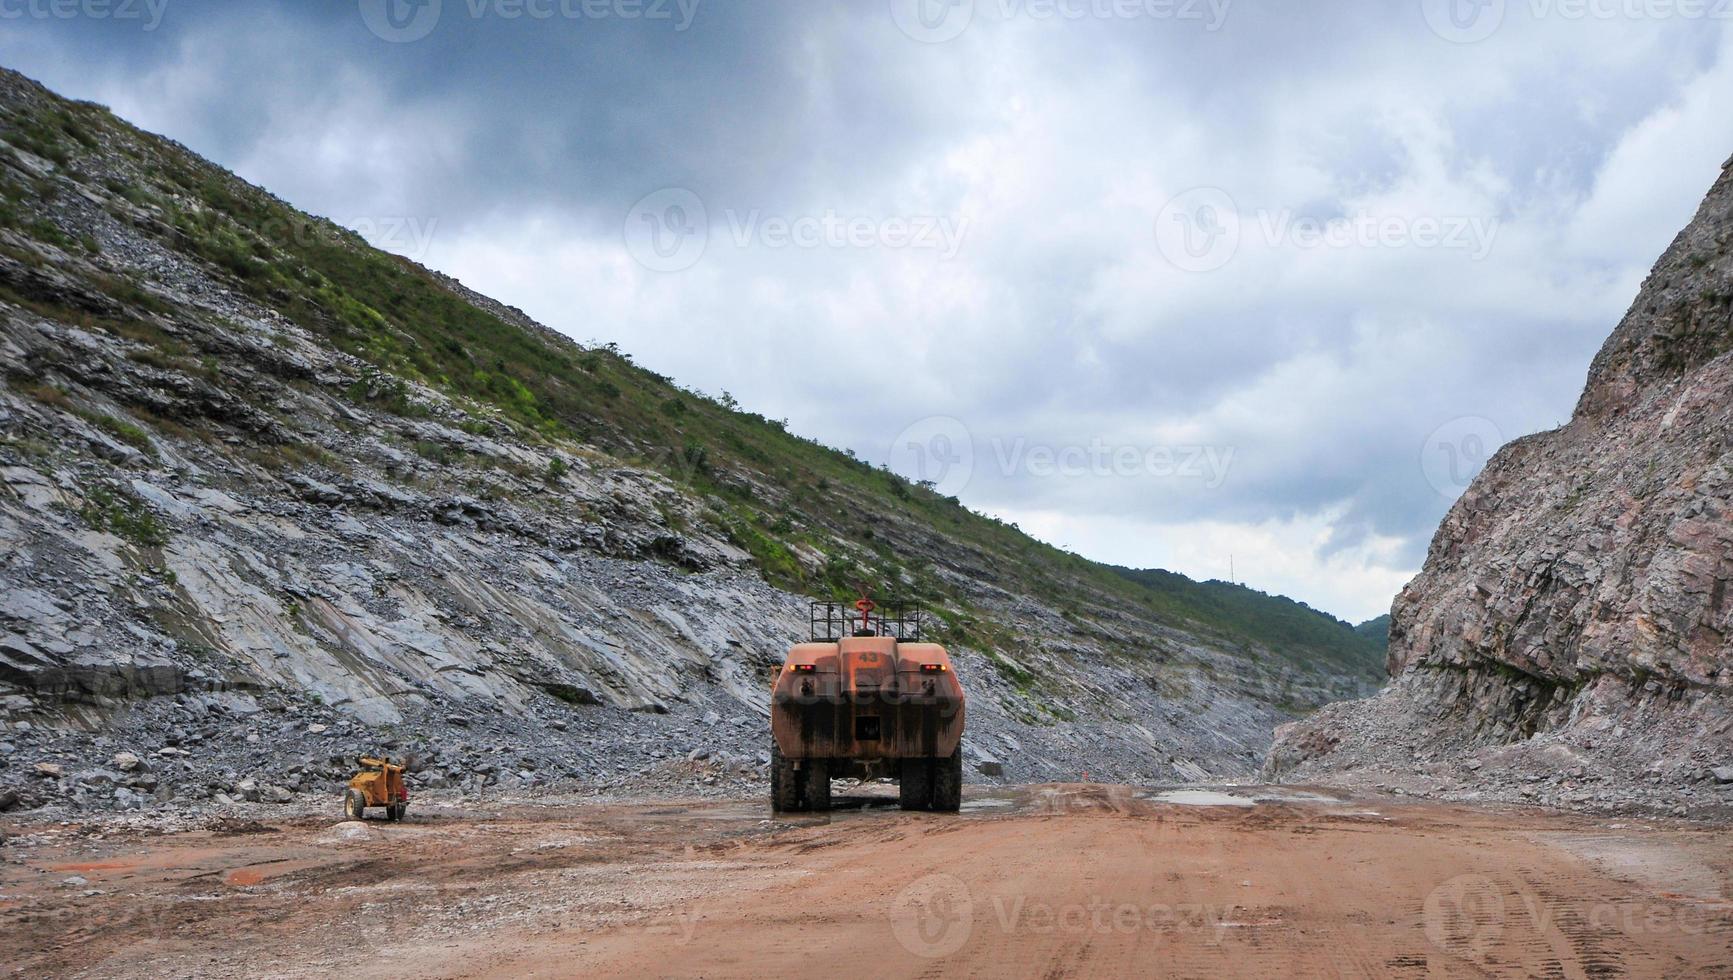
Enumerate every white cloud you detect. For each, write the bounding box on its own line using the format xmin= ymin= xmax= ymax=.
xmin=995 ymin=506 xmax=1414 ymax=623
xmin=9 ymin=6 xmax=1731 ymax=622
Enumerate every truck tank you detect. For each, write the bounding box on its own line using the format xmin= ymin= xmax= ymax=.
xmin=769 ymin=599 xmax=966 ymax=812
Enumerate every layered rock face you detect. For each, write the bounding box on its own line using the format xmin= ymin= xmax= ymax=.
xmin=1269 ymin=158 xmax=1733 ymax=805
xmin=0 ymin=68 xmax=1385 ymax=811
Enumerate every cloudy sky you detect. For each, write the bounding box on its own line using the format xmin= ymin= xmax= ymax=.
xmin=7 ymin=0 xmax=1731 ymax=621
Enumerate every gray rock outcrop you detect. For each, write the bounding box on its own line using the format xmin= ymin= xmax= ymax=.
xmin=1269 ymin=156 xmax=1733 ymax=812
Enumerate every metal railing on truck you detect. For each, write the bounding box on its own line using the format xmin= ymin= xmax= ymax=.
xmin=809 ymin=599 xmax=924 ymax=642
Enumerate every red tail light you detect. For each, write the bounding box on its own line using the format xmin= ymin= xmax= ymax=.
xmin=920 ymin=664 xmax=948 ymax=673
xmin=789 ymin=663 xmax=817 ymax=673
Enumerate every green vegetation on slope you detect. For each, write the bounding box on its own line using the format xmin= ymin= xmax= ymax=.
xmin=1110 ymin=569 xmax=1387 ymax=679
xmin=0 ymin=72 xmax=1383 ymax=685
xmin=1354 ymin=614 xmax=1391 ymax=649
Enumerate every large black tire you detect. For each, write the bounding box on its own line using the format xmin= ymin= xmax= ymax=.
xmin=343 ymin=788 xmax=366 ymax=821
xmin=930 ymin=749 xmax=963 ymax=813
xmin=771 ymin=743 xmax=802 ymax=813
xmin=802 ymin=759 xmax=831 ymax=812
xmin=898 ymin=758 xmax=931 ymax=811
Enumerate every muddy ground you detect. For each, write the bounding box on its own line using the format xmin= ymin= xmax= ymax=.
xmin=3 ymin=784 xmax=1731 ymax=978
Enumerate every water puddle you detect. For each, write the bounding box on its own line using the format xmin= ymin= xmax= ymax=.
xmin=1139 ymin=787 xmax=1348 ymax=808
xmin=1145 ymin=790 xmax=1256 ymax=808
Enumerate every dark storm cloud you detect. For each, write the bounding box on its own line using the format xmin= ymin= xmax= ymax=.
xmin=2 ymin=1 xmax=1729 ymax=618
xmin=5 ymin=1 xmax=981 ymax=226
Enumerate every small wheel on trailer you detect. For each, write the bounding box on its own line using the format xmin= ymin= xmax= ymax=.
xmin=343 ymin=787 xmax=367 ymax=821
xmin=387 ymin=802 xmax=405 ymax=822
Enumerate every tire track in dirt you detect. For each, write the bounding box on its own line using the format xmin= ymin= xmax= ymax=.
xmin=4 ymin=786 xmax=1730 ymax=978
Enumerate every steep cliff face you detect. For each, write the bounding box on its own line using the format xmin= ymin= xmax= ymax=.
xmin=1268 ymin=158 xmax=1733 ymax=809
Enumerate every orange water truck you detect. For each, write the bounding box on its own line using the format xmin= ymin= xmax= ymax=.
xmin=770 ymin=598 xmax=966 ymax=812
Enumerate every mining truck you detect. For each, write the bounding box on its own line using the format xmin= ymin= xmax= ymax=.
xmin=770 ymin=599 xmax=966 ymax=812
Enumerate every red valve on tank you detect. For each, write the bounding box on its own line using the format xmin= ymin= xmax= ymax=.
xmin=854 ymin=596 xmax=876 ymax=635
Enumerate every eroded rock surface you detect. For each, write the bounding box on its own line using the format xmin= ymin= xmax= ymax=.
xmin=1269 ymin=157 xmax=1733 ymax=816
xmin=0 ymin=68 xmax=1378 ymax=813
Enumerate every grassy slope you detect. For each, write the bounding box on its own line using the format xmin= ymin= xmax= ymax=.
xmin=1354 ymin=615 xmax=1391 ymax=647
xmin=1111 ymin=569 xmax=1386 ymax=679
xmin=0 ymin=73 xmax=1384 ymax=682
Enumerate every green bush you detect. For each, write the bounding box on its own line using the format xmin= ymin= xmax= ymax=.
xmin=83 ymin=412 xmax=156 ymax=456
xmin=78 ymin=485 xmax=169 ymax=546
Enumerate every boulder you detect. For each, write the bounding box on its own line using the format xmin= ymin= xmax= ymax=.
xmin=73 ymin=769 xmax=117 ymax=787
xmin=329 ymin=822 xmax=370 ymax=842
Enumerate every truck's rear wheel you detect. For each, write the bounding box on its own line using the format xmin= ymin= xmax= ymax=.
xmin=801 ymin=759 xmax=831 ymax=812
xmin=930 ymin=749 xmax=963 ymax=813
xmin=898 ymin=758 xmax=931 ymax=811
xmin=771 ymin=744 xmax=801 ymax=812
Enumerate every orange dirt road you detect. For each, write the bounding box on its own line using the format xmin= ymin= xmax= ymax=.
xmin=4 ymin=785 xmax=1731 ymax=978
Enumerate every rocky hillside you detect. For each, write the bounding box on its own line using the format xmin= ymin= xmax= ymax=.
xmin=0 ymin=68 xmax=1384 ymax=813
xmin=1268 ymin=156 xmax=1733 ymax=817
